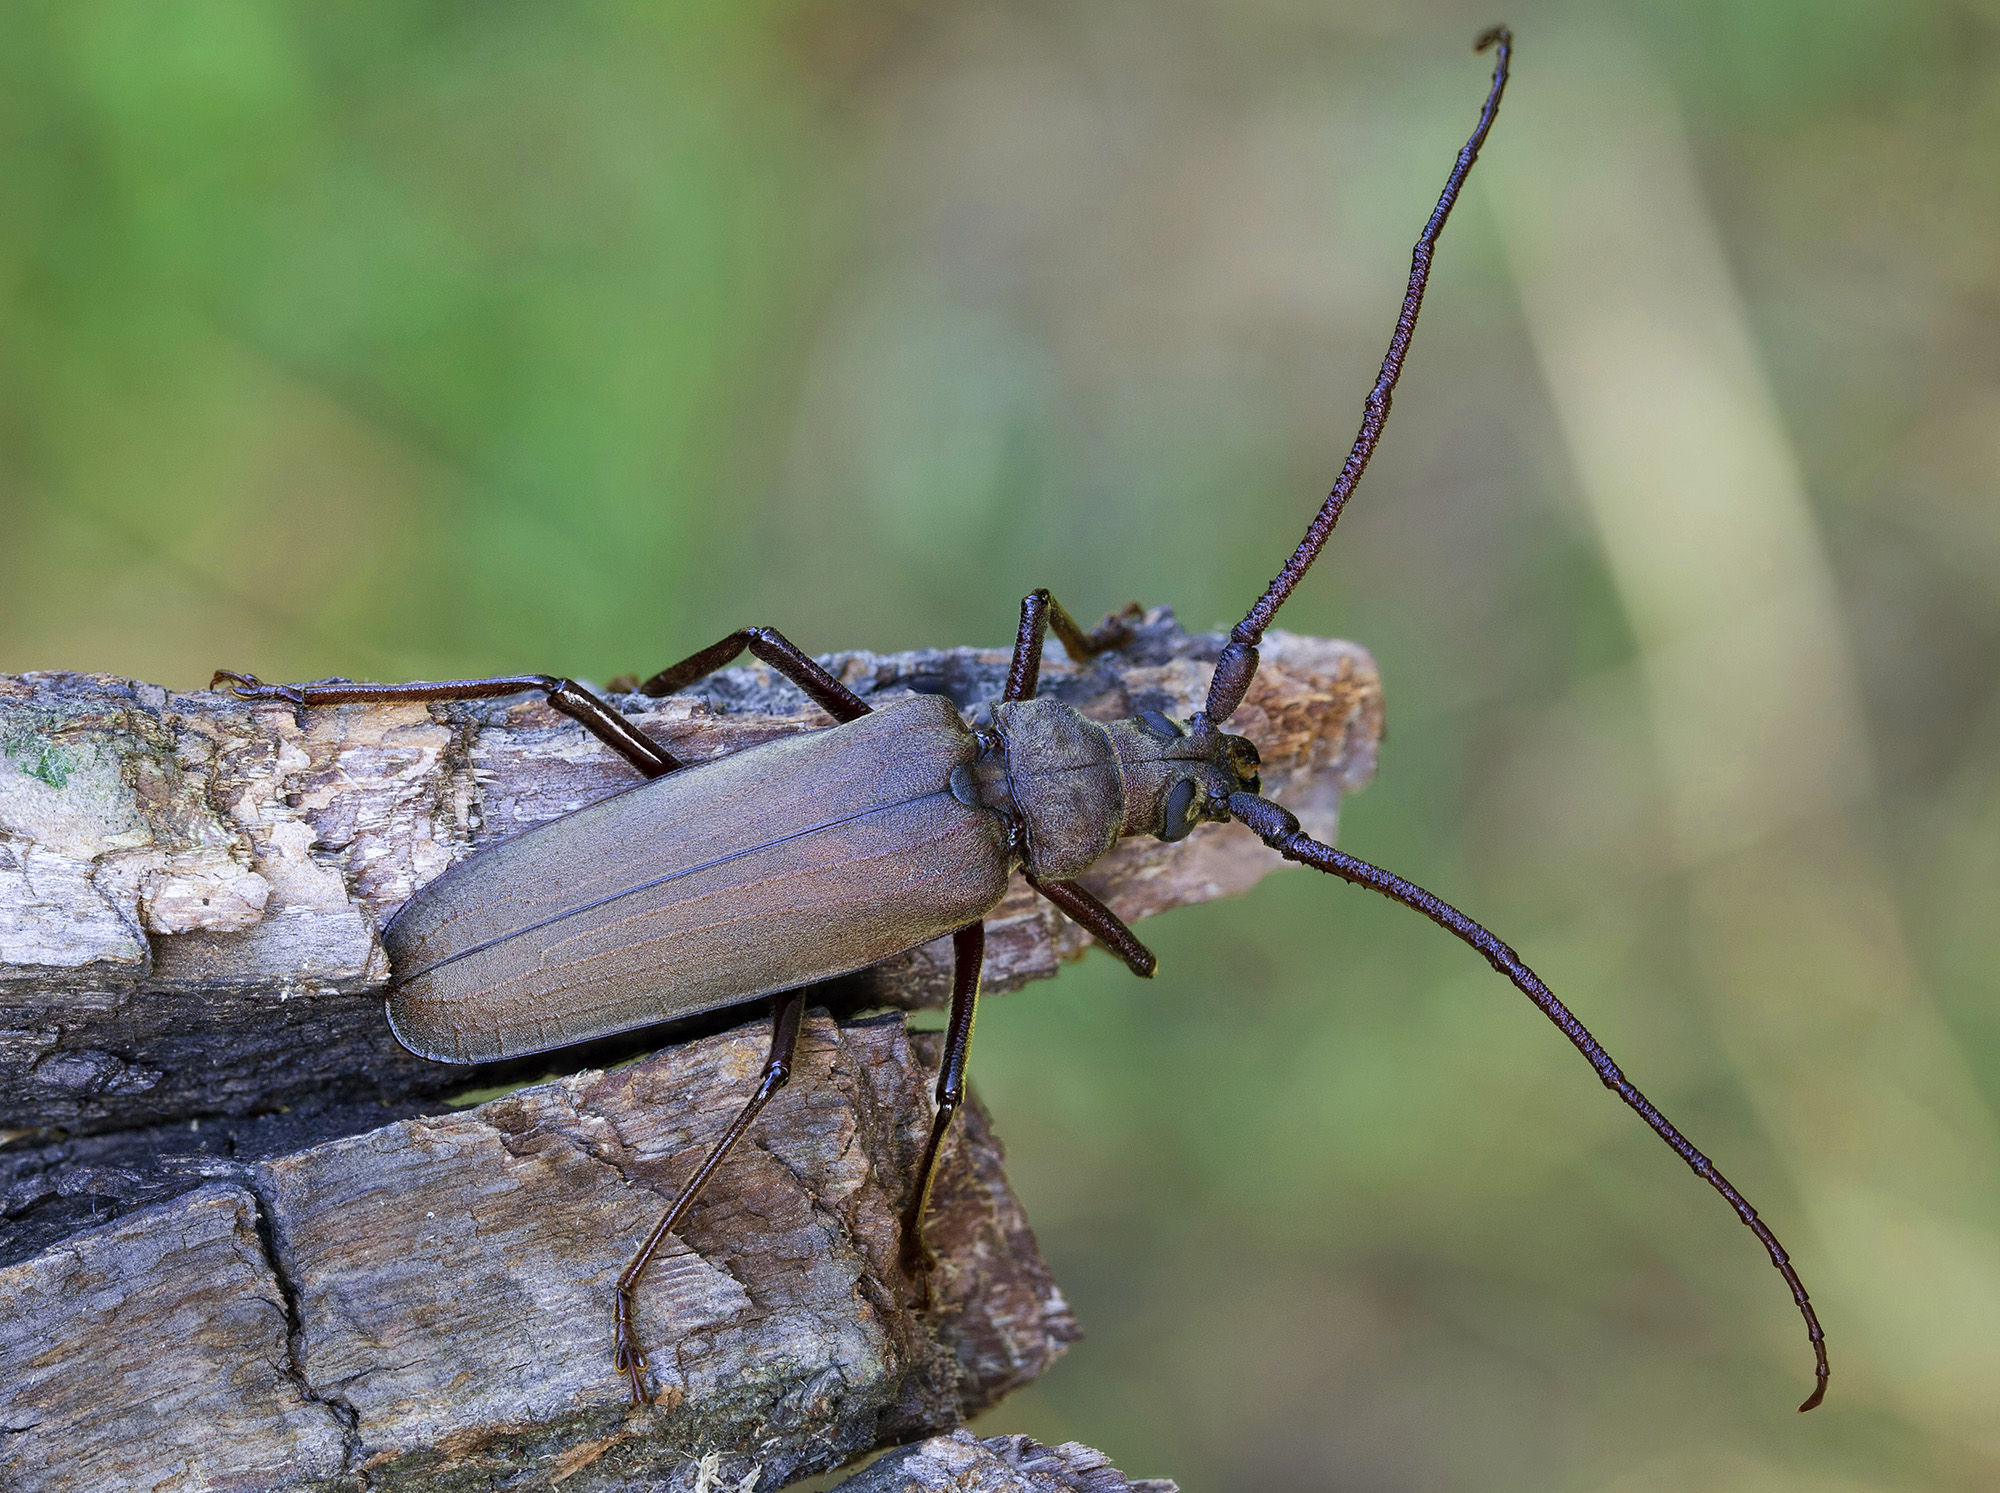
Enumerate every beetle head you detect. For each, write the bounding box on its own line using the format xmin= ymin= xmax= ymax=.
xmin=1107 ymin=709 xmax=1263 ymax=843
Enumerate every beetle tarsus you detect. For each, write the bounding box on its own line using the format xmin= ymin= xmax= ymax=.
xmin=612 ymin=1287 xmax=645 ymax=1402
xmin=615 ymin=1338 xmax=652 ymax=1406
xmin=211 ymin=670 xmax=304 ymax=706
xmin=903 ymin=1239 xmax=941 ymax=1313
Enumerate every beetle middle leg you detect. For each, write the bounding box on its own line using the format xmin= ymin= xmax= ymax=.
xmin=613 ymin=987 xmax=807 ymax=1404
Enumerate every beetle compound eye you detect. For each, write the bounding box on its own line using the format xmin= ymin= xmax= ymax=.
xmin=1220 ymin=735 xmax=1261 ymax=796
xmin=1161 ymin=778 xmax=1199 ymax=841
xmin=1137 ymin=709 xmax=1184 ymax=742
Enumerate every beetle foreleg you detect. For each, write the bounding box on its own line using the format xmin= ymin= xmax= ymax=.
xmin=1024 ymin=873 xmax=1157 ymax=978
xmin=612 ymin=989 xmax=807 ymax=1404
xmin=635 ymin=626 xmax=872 ymax=722
xmin=901 ymin=922 xmax=985 ymax=1308
xmin=209 ymin=670 xmax=683 ymax=777
xmin=1003 ymin=591 xmax=1142 ymax=702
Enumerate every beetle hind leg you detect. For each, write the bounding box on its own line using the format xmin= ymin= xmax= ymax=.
xmin=902 ymin=923 xmax=986 ymax=1308
xmin=612 ymin=989 xmax=807 ymax=1404
xmin=210 ymin=670 xmax=682 ymax=778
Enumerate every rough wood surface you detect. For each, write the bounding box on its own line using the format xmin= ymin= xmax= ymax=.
xmin=2 ymin=1016 xmax=1076 ymax=1492
xmin=831 ymin=1431 xmax=1177 ymax=1492
xmin=0 ymin=614 xmax=1379 ymax=1489
xmin=0 ymin=613 xmax=1377 ymax=1170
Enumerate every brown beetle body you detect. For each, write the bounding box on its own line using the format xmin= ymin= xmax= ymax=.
xmin=382 ymin=692 xmax=1243 ymax=1063
xmin=386 ymin=694 xmax=999 ymax=1062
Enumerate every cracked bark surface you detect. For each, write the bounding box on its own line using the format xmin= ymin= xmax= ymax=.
xmin=2 ymin=1017 xmax=1078 ymax=1492
xmin=0 ymin=615 xmax=1380 ymax=1489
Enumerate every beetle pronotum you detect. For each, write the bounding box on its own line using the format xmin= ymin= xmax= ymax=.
xmin=214 ymin=27 xmax=1828 ymax=1413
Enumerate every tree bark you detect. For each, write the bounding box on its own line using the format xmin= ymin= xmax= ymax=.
xmin=829 ymin=1431 xmax=1177 ymax=1492
xmin=0 ymin=613 xmax=1379 ymax=1490
xmin=1 ymin=1018 xmax=1084 ymax=1492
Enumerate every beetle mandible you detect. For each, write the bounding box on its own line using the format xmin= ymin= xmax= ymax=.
xmin=212 ymin=28 xmax=1829 ymax=1414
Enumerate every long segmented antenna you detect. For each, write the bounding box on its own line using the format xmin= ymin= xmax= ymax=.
xmin=1203 ymin=26 xmax=1513 ymax=726
xmin=1229 ymin=793 xmax=1829 ymax=1411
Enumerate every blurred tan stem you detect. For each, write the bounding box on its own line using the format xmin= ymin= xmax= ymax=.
xmin=1491 ymin=32 xmax=2000 ymax=1448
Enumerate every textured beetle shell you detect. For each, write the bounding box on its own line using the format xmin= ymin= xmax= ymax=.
xmin=383 ymin=694 xmax=1009 ymax=1063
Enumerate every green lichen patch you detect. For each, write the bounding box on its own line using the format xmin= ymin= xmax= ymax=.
xmin=0 ymin=715 xmax=151 ymax=852
xmin=2 ymin=730 xmax=74 ymax=790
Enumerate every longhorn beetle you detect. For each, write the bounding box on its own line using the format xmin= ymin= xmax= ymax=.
xmin=214 ymin=28 xmax=1829 ymax=1413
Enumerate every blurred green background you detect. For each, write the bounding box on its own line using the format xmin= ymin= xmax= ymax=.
xmin=4 ymin=2 xmax=1997 ymax=1488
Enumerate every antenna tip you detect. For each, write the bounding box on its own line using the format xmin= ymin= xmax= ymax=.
xmin=1476 ymin=25 xmax=1512 ymax=52
xmin=1797 ymin=1380 xmax=1828 ymax=1413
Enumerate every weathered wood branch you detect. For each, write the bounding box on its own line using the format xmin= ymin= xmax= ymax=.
xmin=0 ymin=614 xmax=1379 ymax=1489
xmin=0 ymin=613 xmax=1376 ymax=1146
xmin=2 ymin=1019 xmax=1080 ymax=1492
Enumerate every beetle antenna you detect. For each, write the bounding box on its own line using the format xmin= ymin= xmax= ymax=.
xmin=1227 ymin=791 xmax=1829 ymax=1410
xmin=1203 ymin=26 xmax=1512 ymax=726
